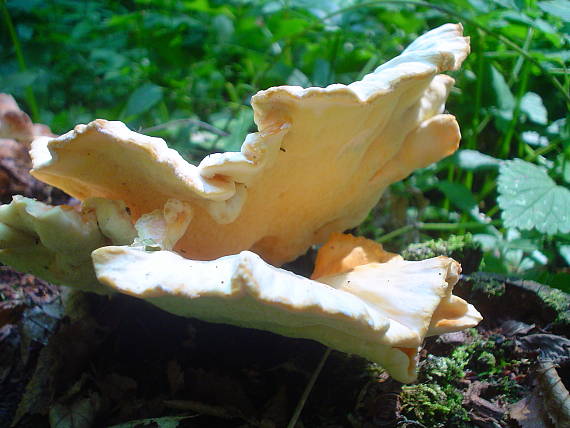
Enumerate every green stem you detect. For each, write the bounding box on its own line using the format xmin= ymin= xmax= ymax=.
xmin=486 ymin=205 xmax=500 ymax=218
xmin=418 ymin=220 xmax=500 ymax=231
xmin=526 ymin=141 xmax=561 ymax=162
xmin=500 ymin=28 xmax=533 ymax=159
xmin=287 ymin=348 xmax=331 ymax=428
xmin=509 ymin=27 xmax=533 ymax=85
xmin=465 ymin=30 xmax=485 ymax=191
xmin=443 ymin=166 xmax=455 ymax=211
xmin=1 ymin=1 xmax=39 ymax=121
xmin=479 ymin=179 xmax=497 ymax=201
xmin=469 ymin=30 xmax=485 ymax=151
xmin=376 ymin=221 xmax=501 ymax=243
xmin=377 ymin=225 xmax=414 ymax=243
xmin=500 ymin=60 xmax=530 ymax=158
xmin=255 ymin=0 xmax=569 ymax=123
xmin=320 ymin=1 xmax=570 ymax=104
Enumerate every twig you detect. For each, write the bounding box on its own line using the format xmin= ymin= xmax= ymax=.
xmin=142 ymin=118 xmax=229 ymax=136
xmin=287 ymin=347 xmax=332 ymax=428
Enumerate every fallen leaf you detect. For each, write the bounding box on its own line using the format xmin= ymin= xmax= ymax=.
xmin=518 ymin=334 xmax=570 ymax=364
xmin=508 ymin=389 xmax=549 ymax=428
xmin=108 ymin=416 xmax=194 ymax=428
xmin=499 ymin=320 xmax=535 ymax=336
xmin=49 ymin=392 xmax=101 ymax=428
xmin=463 ymin=381 xmax=505 ymax=426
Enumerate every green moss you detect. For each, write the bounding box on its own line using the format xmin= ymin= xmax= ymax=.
xmin=494 ymin=376 xmax=524 ymax=404
xmin=401 ymin=383 xmax=470 ymax=427
xmin=402 ymin=234 xmax=479 ymax=260
xmin=421 ymin=355 xmax=466 ymax=383
xmin=400 ymin=353 xmax=470 ymax=427
xmin=538 ymin=288 xmax=570 ymax=324
xmin=364 ymin=362 xmax=386 ymax=378
xmin=476 ymin=351 xmax=496 ymax=370
xmin=401 ymin=330 xmax=528 ymax=426
xmin=470 ymin=276 xmax=506 ymax=297
xmin=402 ymin=234 xmax=483 ymax=273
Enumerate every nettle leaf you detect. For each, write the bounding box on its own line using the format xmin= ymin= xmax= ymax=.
xmin=498 ymin=159 xmax=570 ymax=235
xmin=490 ymin=65 xmax=515 ymax=114
xmin=287 ymin=68 xmax=311 ymax=87
xmin=453 ymin=149 xmax=501 ymax=171
xmin=123 ymin=83 xmax=164 ymax=119
xmin=538 ymin=0 xmax=570 ymax=22
xmin=210 ymin=108 xmax=254 ymax=152
xmin=520 ymin=92 xmax=548 ymax=125
xmin=521 ymin=131 xmax=548 ymax=147
xmin=436 ymin=181 xmax=480 ymax=217
xmin=558 ymin=244 xmax=570 ymax=265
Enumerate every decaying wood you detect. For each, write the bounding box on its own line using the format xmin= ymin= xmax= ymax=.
xmin=536 ymin=361 xmax=570 ymax=427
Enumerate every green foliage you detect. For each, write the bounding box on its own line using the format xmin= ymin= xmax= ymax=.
xmin=403 ymin=234 xmax=478 ymax=260
xmin=498 ymin=159 xmax=570 ymax=234
xmin=537 ymin=287 xmax=570 ymax=321
xmin=401 ymin=329 xmax=529 ymax=426
xmin=471 ymin=276 xmax=506 ymax=296
xmin=1 ymin=0 xmax=569 ymax=290
xmin=400 ymin=383 xmax=469 ymax=428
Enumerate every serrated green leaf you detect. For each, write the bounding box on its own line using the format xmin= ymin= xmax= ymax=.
xmin=0 ymin=70 xmax=38 ymax=92
xmin=522 ymin=271 xmax=570 ymax=292
xmin=521 ymin=131 xmax=548 ymax=147
xmin=538 ymin=0 xmax=570 ymax=22
xmin=210 ymin=108 xmax=254 ymax=152
xmin=520 ymin=92 xmax=548 ymax=125
xmin=287 ymin=68 xmax=311 ymax=87
xmin=49 ymin=393 xmax=100 ymax=428
xmin=312 ymin=59 xmax=331 ymax=86
xmin=498 ymin=159 xmax=570 ymax=234
xmin=436 ymin=181 xmax=479 ymax=215
xmin=453 ymin=149 xmax=501 ymax=171
xmin=213 ymin=15 xmax=234 ymax=43
xmin=558 ymin=244 xmax=570 ymax=265
xmin=123 ymin=83 xmax=164 ymax=119
xmin=489 ymin=65 xmax=515 ymax=113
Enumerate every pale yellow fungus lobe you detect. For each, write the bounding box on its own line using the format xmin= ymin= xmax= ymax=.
xmin=29 ymin=23 xmax=469 ymax=265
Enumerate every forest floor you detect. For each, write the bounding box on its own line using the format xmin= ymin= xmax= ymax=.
xmin=1 ymin=239 xmax=569 ymax=428
xmin=0 ymin=144 xmax=569 ymax=428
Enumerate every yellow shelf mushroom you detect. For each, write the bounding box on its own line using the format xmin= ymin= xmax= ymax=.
xmin=0 ymin=24 xmax=481 ymax=382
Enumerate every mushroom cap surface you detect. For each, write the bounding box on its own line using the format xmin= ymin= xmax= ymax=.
xmin=30 ymin=23 xmax=469 ymax=265
xmin=92 ymin=232 xmax=481 ymax=383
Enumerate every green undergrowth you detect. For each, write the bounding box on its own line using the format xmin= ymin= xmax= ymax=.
xmin=1 ymin=0 xmax=569 ymax=291
xmin=401 ymin=329 xmax=529 ymax=427
xmin=538 ymin=287 xmax=570 ymax=324
xmin=402 ymin=234 xmax=479 ymax=260
xmin=470 ymin=275 xmax=507 ymax=297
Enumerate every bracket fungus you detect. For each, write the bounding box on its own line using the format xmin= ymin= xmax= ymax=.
xmin=0 ymin=24 xmax=482 ymax=383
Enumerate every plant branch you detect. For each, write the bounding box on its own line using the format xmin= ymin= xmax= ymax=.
xmin=142 ymin=118 xmax=229 ymax=136
xmin=377 ymin=220 xmax=502 ymax=242
xmin=1 ymin=0 xmax=39 ymax=121
xmin=287 ymin=347 xmax=331 ymax=428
